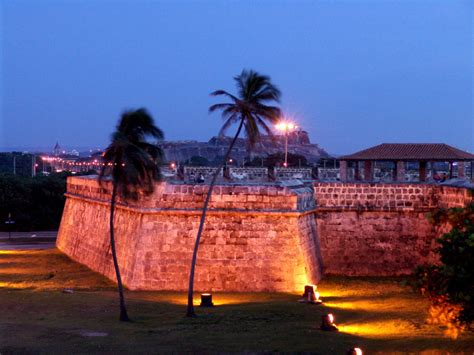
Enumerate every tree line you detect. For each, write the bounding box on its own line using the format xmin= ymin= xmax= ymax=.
xmin=0 ymin=172 xmax=69 ymax=231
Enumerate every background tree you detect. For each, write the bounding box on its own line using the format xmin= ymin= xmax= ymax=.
xmin=0 ymin=172 xmax=69 ymax=231
xmin=187 ymin=69 xmax=281 ymax=317
xmin=99 ymin=108 xmax=164 ymax=321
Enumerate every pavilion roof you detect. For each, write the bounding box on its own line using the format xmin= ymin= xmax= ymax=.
xmin=340 ymin=143 xmax=474 ymax=161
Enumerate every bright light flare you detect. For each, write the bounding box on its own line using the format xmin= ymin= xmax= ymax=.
xmin=275 ymin=121 xmax=297 ymax=131
xmin=328 ymin=313 xmax=334 ymax=323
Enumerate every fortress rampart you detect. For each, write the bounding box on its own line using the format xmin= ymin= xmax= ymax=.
xmin=313 ymin=183 xmax=472 ymax=275
xmin=57 ymin=177 xmax=472 ymax=291
xmin=57 ymin=177 xmax=321 ymax=292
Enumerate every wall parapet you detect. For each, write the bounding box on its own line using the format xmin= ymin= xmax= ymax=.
xmin=67 ymin=176 xmax=316 ymax=213
xmin=313 ymin=182 xmax=472 ymax=212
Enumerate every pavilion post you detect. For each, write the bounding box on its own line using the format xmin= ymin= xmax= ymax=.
xmin=354 ymin=161 xmax=360 ymax=181
xmin=449 ymin=162 xmax=453 ymax=179
xmin=339 ymin=160 xmax=348 ymax=182
xmin=457 ymin=161 xmax=465 ymax=178
xmin=364 ymin=161 xmax=372 ymax=182
xmin=419 ymin=161 xmax=427 ymax=182
xmin=396 ymin=161 xmax=405 ymax=182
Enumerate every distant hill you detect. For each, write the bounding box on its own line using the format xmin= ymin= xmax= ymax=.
xmin=158 ymin=130 xmax=330 ymax=164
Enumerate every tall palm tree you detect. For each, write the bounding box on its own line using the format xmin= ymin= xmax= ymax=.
xmin=99 ymin=108 xmax=164 ymax=321
xmin=186 ymin=70 xmax=281 ymax=317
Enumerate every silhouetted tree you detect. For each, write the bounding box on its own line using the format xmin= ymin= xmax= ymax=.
xmin=187 ymin=70 xmax=281 ymax=317
xmin=99 ymin=108 xmax=164 ymax=321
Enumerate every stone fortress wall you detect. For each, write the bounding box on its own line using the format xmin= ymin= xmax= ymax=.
xmin=313 ymin=183 xmax=472 ymax=275
xmin=57 ymin=177 xmax=472 ymax=292
xmin=57 ymin=177 xmax=322 ymax=292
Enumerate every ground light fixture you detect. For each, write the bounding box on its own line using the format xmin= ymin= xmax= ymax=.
xmin=200 ymin=293 xmax=214 ymax=307
xmin=346 ymin=348 xmax=363 ymax=355
xmin=313 ymin=291 xmax=322 ymax=304
xmin=299 ymin=284 xmax=322 ymax=304
xmin=321 ymin=313 xmax=338 ymax=331
xmin=302 ymin=284 xmax=316 ymax=297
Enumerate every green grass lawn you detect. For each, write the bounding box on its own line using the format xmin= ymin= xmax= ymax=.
xmin=0 ymin=250 xmax=473 ymax=354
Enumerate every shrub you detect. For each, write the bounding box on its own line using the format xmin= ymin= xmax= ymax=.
xmin=413 ymin=202 xmax=474 ymax=334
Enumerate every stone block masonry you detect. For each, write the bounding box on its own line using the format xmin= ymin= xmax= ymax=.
xmin=57 ymin=177 xmax=472 ymax=291
xmin=313 ymin=183 xmax=472 ymax=275
xmin=57 ymin=176 xmax=322 ymax=292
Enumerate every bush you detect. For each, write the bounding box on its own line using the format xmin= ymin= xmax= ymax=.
xmin=413 ymin=202 xmax=474 ymax=332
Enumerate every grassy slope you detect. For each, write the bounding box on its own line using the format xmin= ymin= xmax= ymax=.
xmin=0 ymin=250 xmax=473 ymax=354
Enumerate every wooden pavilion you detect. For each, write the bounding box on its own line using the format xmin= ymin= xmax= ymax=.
xmin=339 ymin=143 xmax=474 ymax=182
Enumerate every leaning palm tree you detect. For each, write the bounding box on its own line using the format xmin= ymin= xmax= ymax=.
xmin=186 ymin=69 xmax=281 ymax=317
xmin=99 ymin=108 xmax=164 ymax=321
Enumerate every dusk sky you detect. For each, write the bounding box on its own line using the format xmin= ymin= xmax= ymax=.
xmin=1 ymin=0 xmax=472 ymax=155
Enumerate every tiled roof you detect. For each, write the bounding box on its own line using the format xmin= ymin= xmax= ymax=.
xmin=340 ymin=143 xmax=474 ymax=161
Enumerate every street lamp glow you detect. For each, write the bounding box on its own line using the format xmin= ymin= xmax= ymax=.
xmin=275 ymin=119 xmax=298 ymax=167
xmin=275 ymin=122 xmax=285 ymax=130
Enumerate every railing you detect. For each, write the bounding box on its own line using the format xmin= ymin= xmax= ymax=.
xmin=317 ymin=168 xmax=339 ymax=181
xmin=229 ymin=167 xmax=268 ymax=180
xmin=275 ymin=168 xmax=312 ymax=180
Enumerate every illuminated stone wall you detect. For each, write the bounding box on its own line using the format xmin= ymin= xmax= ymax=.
xmin=57 ymin=176 xmax=322 ymax=292
xmin=57 ymin=177 xmax=472 ymax=290
xmin=313 ymin=183 xmax=472 ymax=276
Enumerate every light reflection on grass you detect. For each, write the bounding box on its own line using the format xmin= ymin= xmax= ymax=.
xmin=339 ymin=320 xmax=417 ymax=338
xmin=1 ymin=248 xmax=473 ymax=353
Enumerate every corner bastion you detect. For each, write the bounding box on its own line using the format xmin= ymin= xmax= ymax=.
xmin=57 ymin=176 xmax=322 ymax=292
xmin=57 ymin=176 xmax=472 ymax=291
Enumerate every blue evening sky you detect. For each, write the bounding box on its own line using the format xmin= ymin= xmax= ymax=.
xmin=0 ymin=0 xmax=472 ymax=154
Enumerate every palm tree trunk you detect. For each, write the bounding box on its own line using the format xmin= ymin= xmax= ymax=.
xmin=110 ymin=181 xmax=130 ymax=322
xmin=186 ymin=118 xmax=245 ymax=317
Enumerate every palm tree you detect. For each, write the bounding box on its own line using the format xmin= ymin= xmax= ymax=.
xmin=99 ymin=108 xmax=164 ymax=321
xmin=186 ymin=69 xmax=281 ymax=317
